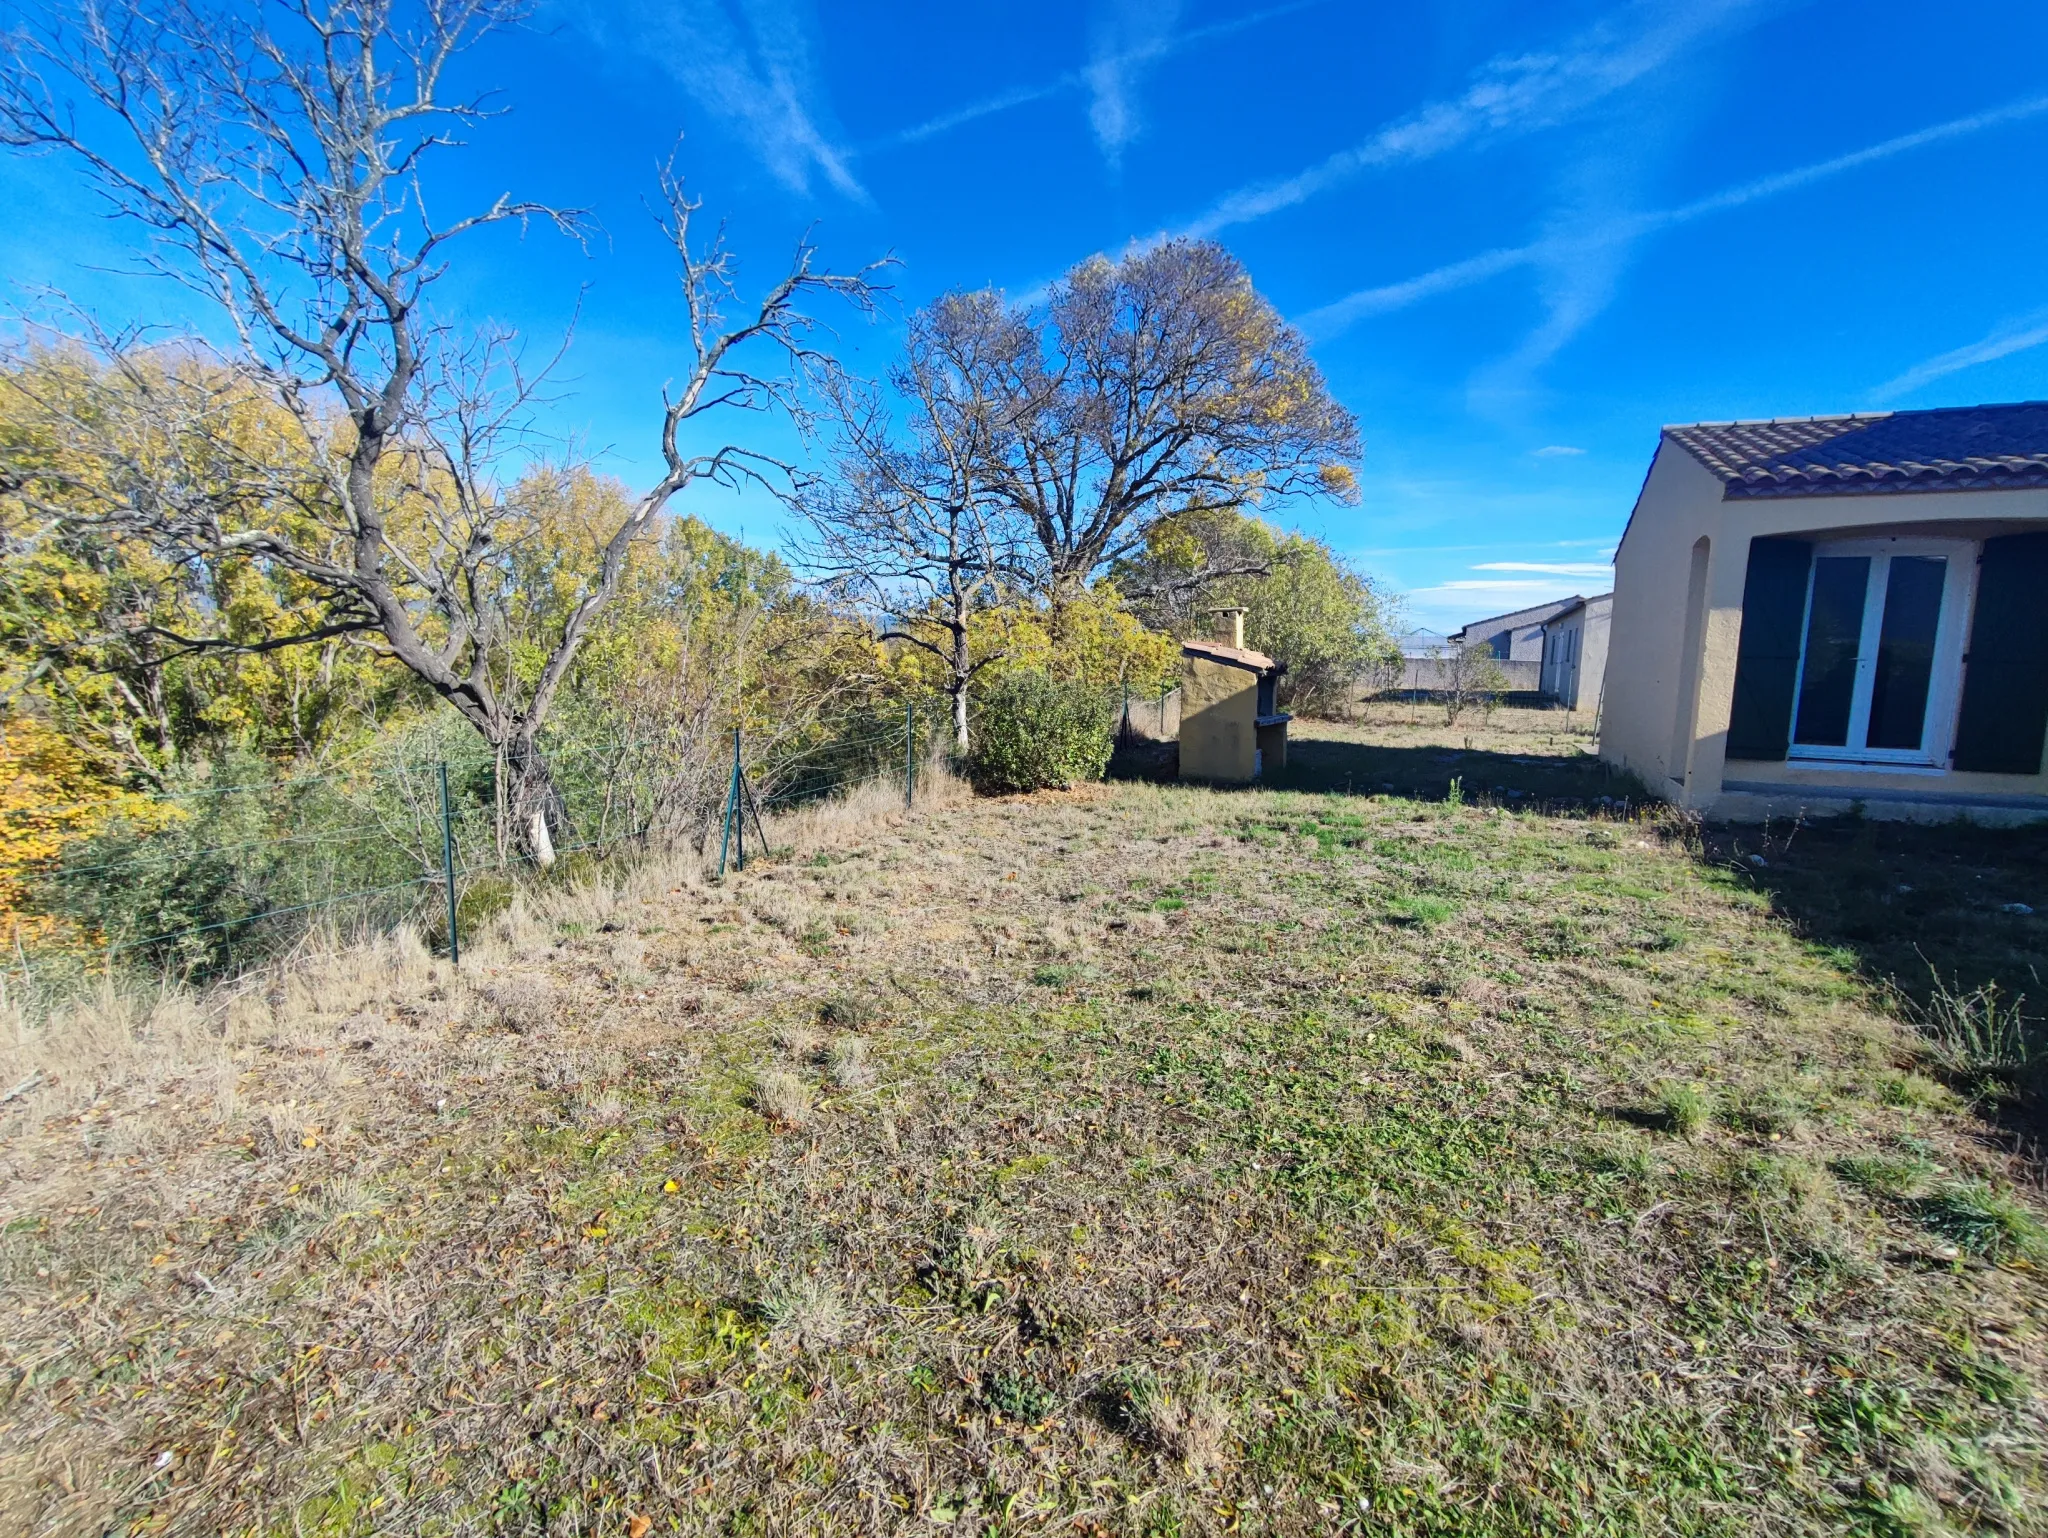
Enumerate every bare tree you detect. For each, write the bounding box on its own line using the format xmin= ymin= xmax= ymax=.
xmin=1442 ymin=641 xmax=1509 ymax=726
xmin=925 ymin=242 xmax=1363 ymax=595
xmin=791 ymin=297 xmax=1025 ymax=753
xmin=0 ymin=1 xmax=884 ymax=855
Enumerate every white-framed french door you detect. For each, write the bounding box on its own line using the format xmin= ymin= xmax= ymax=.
xmin=1787 ymin=537 xmax=1976 ymax=767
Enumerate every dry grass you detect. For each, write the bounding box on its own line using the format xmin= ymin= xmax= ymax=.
xmin=0 ymin=735 xmax=2043 ymax=1537
xmin=823 ymin=1034 xmax=874 ymax=1089
xmin=750 ymin=1067 xmax=812 ymax=1126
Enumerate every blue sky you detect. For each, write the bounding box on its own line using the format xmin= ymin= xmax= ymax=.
xmin=7 ymin=0 xmax=2048 ymax=633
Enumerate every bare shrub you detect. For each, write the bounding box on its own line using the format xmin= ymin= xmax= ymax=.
xmin=819 ymin=992 xmax=879 ymax=1032
xmin=255 ymin=1101 xmax=315 ymax=1158
xmin=773 ymin=1024 xmax=825 ymax=1060
xmin=608 ymin=935 xmax=650 ymax=986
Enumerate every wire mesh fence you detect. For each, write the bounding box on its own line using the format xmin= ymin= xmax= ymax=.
xmin=9 ymin=701 xmax=942 ymax=984
xmin=1118 ymin=683 xmax=1182 ymax=743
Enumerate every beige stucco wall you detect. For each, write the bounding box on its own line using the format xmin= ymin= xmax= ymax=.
xmin=1180 ymin=654 xmax=1257 ymax=781
xmin=1579 ymin=595 xmax=1613 ymax=719
xmin=1540 ymin=595 xmax=1612 ymax=711
xmin=1601 ymin=445 xmax=2048 ymax=822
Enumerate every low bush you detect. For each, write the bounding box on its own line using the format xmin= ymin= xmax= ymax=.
xmin=967 ymin=672 xmax=1115 ymax=794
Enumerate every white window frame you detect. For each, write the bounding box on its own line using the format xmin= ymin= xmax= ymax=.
xmin=1787 ymin=536 xmax=1977 ymax=770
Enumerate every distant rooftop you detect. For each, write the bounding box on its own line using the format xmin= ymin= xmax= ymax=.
xmin=1451 ymin=596 xmax=1582 ymax=641
xmin=1666 ymin=401 xmax=2048 ymax=498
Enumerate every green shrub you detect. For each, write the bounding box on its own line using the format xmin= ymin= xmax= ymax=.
xmin=967 ymin=672 xmax=1115 ymax=793
xmin=983 ymin=1370 xmax=1058 ymax=1423
xmin=1913 ymin=971 xmax=2043 ymax=1103
xmin=1879 ymin=1072 xmax=1947 ymax=1110
xmin=1723 ymin=1086 xmax=1805 ymax=1138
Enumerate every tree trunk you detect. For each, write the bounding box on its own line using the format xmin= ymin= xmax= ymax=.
xmin=950 ymin=617 xmax=972 ymax=755
xmin=505 ymin=733 xmax=569 ymax=866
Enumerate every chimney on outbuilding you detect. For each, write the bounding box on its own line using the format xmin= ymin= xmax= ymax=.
xmin=1213 ymin=606 xmax=1247 ymax=649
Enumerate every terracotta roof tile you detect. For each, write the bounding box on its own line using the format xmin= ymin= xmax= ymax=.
xmin=1181 ymin=639 xmax=1282 ymax=672
xmin=1665 ymin=401 xmax=2048 ymax=498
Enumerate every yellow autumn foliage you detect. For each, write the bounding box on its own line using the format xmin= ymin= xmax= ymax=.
xmin=0 ymin=713 xmax=182 ymax=946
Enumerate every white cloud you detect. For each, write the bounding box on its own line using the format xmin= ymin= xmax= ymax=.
xmin=562 ymin=0 xmax=863 ymax=200
xmin=1299 ymin=91 xmax=2048 ymax=339
xmin=1872 ymin=308 xmax=2048 ymax=401
xmin=1472 ymin=562 xmax=1612 ymax=575
xmin=1178 ymin=0 xmax=1766 ymax=240
xmin=864 ymin=2 xmax=1322 ymax=155
xmin=1413 ymin=578 xmax=1586 ymax=594
xmin=1084 ymin=0 xmax=1184 ymax=166
xmin=1533 ymin=444 xmax=1587 ymax=456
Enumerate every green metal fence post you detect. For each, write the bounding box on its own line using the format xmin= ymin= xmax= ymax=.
xmin=718 ymin=728 xmax=740 ymax=877
xmin=905 ymin=701 xmax=915 ymax=810
xmin=439 ymin=761 xmax=460 ymax=965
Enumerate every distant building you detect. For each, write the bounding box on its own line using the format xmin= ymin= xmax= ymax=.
xmin=1396 ymin=628 xmax=1452 ymax=658
xmin=1450 ymin=597 xmax=1583 ymax=662
xmin=1539 ymin=592 xmax=1613 ymax=711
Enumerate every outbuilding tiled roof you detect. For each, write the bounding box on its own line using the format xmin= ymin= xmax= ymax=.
xmin=1666 ymin=401 xmax=2048 ymax=498
xmin=1181 ymin=639 xmax=1282 ymax=673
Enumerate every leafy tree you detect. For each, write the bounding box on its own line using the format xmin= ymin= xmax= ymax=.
xmin=0 ymin=713 xmax=177 ymax=948
xmin=1116 ymin=509 xmax=1396 ymax=715
xmin=0 ymin=349 xmax=415 ymax=782
xmin=971 ymin=584 xmax=1178 ymax=694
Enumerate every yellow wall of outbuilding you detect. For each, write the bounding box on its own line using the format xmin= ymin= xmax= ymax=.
xmin=1180 ymin=654 xmax=1258 ymax=782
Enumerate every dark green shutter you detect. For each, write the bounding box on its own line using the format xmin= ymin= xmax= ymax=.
xmin=1726 ymin=537 xmax=1813 ymax=761
xmin=1953 ymin=532 xmax=2048 ymax=775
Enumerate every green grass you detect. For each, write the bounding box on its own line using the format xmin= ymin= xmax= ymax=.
xmin=1657 ymin=1081 xmax=1714 ymax=1138
xmin=4 ymin=713 xmax=2044 ymax=1538
xmin=1914 ymin=1182 xmax=2048 ymax=1261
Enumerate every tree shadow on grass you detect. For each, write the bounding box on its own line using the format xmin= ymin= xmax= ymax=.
xmin=1111 ymin=727 xmax=1632 ymax=808
xmin=1267 ymin=734 xmax=1628 ymax=808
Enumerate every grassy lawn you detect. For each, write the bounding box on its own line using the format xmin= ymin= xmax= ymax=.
xmin=2 ymin=714 xmax=2044 ymax=1537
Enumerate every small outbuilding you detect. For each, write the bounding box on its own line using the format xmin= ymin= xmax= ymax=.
xmin=1179 ymin=608 xmax=1289 ymax=782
